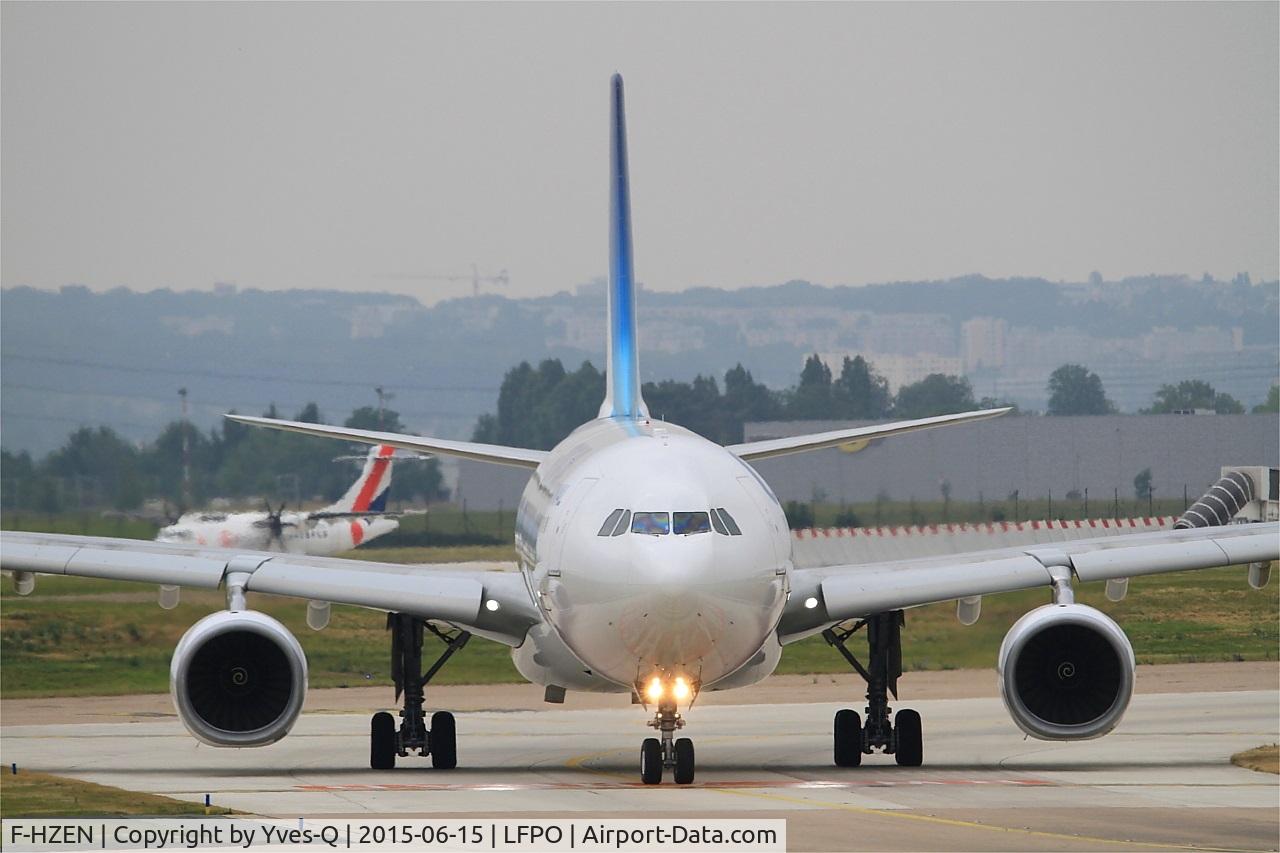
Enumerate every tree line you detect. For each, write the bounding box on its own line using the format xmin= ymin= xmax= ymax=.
xmin=475 ymin=357 xmax=1277 ymax=450
xmin=472 ymin=355 xmax=1011 ymax=450
xmin=1 ymin=405 xmax=445 ymax=514
xmin=1046 ymin=364 xmax=1276 ymax=416
xmin=3 ymin=357 xmax=1273 ymax=514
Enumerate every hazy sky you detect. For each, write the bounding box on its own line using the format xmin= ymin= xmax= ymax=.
xmin=3 ymin=2 xmax=1276 ymax=303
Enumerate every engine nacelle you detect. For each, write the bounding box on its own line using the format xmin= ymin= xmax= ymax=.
xmin=998 ymin=603 xmax=1134 ymax=741
xmin=170 ymin=610 xmax=308 ymax=747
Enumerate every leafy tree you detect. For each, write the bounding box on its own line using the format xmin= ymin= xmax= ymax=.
xmin=787 ymin=354 xmax=835 ymax=420
xmin=893 ymin=374 xmax=975 ymax=418
xmin=834 ymin=356 xmax=891 ymax=419
xmin=346 ymin=406 xmax=406 ymax=432
xmin=477 ymin=359 xmax=604 ymax=449
xmin=645 ymin=374 xmax=731 ymax=441
xmin=722 ymin=364 xmax=782 ymax=441
xmin=144 ymin=420 xmax=216 ymax=506
xmin=1145 ymin=380 xmax=1244 ymax=414
xmin=1252 ymin=386 xmax=1280 ymax=414
xmin=43 ymin=426 xmax=144 ymax=509
xmin=1046 ymin=364 xmax=1114 ymax=415
xmin=1133 ymin=468 xmax=1153 ymax=500
xmin=832 ymin=506 xmax=861 ymax=527
xmin=783 ymin=500 xmax=815 ymax=530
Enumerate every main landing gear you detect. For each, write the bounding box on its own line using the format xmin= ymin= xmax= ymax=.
xmin=370 ymin=613 xmax=471 ymax=770
xmin=824 ymin=610 xmax=923 ymax=767
xmin=641 ymin=698 xmax=695 ymax=785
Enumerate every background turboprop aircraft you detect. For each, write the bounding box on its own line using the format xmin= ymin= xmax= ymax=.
xmin=2 ymin=75 xmax=1275 ymax=787
xmin=155 ymin=444 xmax=402 ymax=555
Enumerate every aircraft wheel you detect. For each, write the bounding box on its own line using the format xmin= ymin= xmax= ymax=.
xmin=894 ymin=709 xmax=923 ymax=767
xmin=371 ymin=711 xmax=397 ymax=770
xmin=673 ymin=737 xmax=695 ymax=785
xmin=640 ymin=737 xmax=663 ymax=785
xmin=430 ymin=711 xmax=457 ymax=769
xmin=834 ymin=709 xmax=862 ymax=767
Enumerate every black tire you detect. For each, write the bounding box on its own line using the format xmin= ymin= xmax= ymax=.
xmin=371 ymin=711 xmax=397 ymax=770
xmin=430 ymin=711 xmax=457 ymax=769
xmin=673 ymin=737 xmax=695 ymax=785
xmin=640 ymin=737 xmax=663 ymax=785
xmin=834 ymin=709 xmax=862 ymax=767
xmin=894 ymin=709 xmax=923 ymax=767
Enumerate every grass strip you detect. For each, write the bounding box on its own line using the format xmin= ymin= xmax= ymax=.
xmin=2 ymin=553 xmax=1275 ymax=697
xmin=0 ymin=770 xmax=234 ymax=817
xmin=1230 ymin=744 xmax=1279 ymax=774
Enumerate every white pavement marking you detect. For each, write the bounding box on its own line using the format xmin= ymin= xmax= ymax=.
xmin=1 ymin=691 xmax=1276 ymax=818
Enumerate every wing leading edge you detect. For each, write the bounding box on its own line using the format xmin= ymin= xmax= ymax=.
xmin=779 ymin=522 xmax=1279 ymax=643
xmin=0 ymin=531 xmax=537 ymax=646
xmin=224 ymin=415 xmax=547 ymax=469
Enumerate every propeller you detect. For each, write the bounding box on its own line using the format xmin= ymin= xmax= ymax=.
xmin=252 ymin=501 xmax=297 ymax=551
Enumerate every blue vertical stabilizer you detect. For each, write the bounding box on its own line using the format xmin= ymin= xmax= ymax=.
xmin=599 ymin=74 xmax=650 ymax=420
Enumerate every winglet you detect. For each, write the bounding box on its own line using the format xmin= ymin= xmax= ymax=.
xmin=598 ymin=74 xmax=649 ymax=420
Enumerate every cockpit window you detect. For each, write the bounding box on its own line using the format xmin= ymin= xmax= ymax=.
xmin=611 ymin=510 xmax=632 ymax=536
xmin=673 ymin=511 xmax=711 ymax=535
xmin=715 ymin=507 xmax=742 ymax=536
xmin=709 ymin=508 xmax=729 ymax=535
xmin=631 ymin=511 xmax=670 ymax=535
xmin=598 ymin=508 xmax=624 ymax=537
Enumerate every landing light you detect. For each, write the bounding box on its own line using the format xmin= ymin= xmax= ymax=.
xmin=485 ymin=599 xmax=501 ymax=612
xmin=804 ymin=596 xmax=819 ymax=610
xmin=645 ymin=677 xmax=664 ymax=702
xmin=673 ymin=677 xmax=690 ymax=700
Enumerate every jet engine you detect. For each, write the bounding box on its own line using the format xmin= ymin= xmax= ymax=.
xmin=170 ymin=610 xmax=308 ymax=747
xmin=997 ymin=603 xmax=1134 ymax=740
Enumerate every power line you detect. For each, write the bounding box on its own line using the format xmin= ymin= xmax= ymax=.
xmin=1 ymin=381 xmax=477 ymax=419
xmin=1 ymin=353 xmax=500 ymax=394
xmin=0 ymin=411 xmax=157 ymax=430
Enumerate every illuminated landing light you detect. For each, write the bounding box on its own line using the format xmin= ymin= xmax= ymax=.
xmin=645 ymin=677 xmax=664 ymax=702
xmin=804 ymin=596 xmax=819 ymax=609
xmin=484 ymin=599 xmax=501 ymax=612
xmin=673 ymin=677 xmax=690 ymax=700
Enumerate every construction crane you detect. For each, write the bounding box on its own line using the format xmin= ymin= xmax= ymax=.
xmin=375 ymin=264 xmax=509 ymax=297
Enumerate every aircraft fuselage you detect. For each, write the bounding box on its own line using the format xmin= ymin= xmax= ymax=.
xmin=511 ymin=417 xmax=792 ymax=696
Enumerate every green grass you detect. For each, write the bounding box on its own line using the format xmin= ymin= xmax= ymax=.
xmin=1 ymin=513 xmax=159 ymax=539
xmin=779 ymin=563 xmax=1279 ymax=674
xmin=0 ymin=770 xmax=233 ymax=817
xmin=3 ymin=556 xmax=1274 ymax=697
xmin=1 ymin=580 xmax=522 ymax=697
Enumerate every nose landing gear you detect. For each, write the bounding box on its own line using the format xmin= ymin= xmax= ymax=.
xmin=640 ymin=699 xmax=695 ymax=784
xmin=824 ymin=610 xmax=923 ymax=767
xmin=370 ymin=613 xmax=471 ymax=770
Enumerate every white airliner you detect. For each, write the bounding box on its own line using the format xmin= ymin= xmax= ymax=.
xmin=2 ymin=75 xmax=1275 ymax=786
xmin=156 ymin=444 xmax=401 ymax=556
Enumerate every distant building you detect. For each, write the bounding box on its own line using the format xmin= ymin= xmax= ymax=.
xmin=961 ymin=316 xmax=1006 ymax=371
xmin=741 ymin=414 xmax=1280 ymax=506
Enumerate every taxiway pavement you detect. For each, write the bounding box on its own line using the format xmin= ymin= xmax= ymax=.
xmin=2 ymin=666 xmax=1277 ymax=851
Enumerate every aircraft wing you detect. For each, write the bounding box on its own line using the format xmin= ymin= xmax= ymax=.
xmin=0 ymin=531 xmax=536 ymax=646
xmin=778 ymin=522 xmax=1278 ymax=642
xmin=225 ymin=415 xmax=547 ymax=469
xmin=725 ymin=408 xmax=1012 ymax=462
